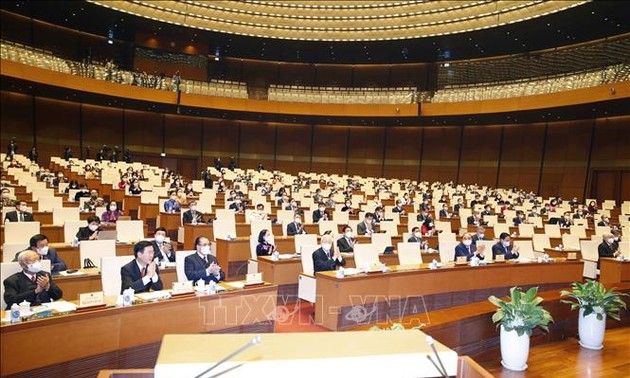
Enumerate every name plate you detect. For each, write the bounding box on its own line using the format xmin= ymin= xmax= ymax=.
xmin=172 ymin=281 xmax=194 ymax=294
xmin=495 ymin=255 xmax=505 ymax=263
xmin=246 ymin=272 xmax=263 ymax=285
xmin=567 ymin=252 xmax=577 ymax=260
xmin=455 ymin=256 xmax=467 ymax=265
xmin=79 ymin=291 xmax=105 ymax=307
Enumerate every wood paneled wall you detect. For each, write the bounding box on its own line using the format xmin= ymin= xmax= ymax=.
xmin=1 ymin=91 xmax=628 ymax=200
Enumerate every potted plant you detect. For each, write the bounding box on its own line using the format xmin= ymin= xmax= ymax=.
xmin=488 ymin=286 xmax=553 ymax=371
xmin=560 ymin=280 xmax=628 ymax=350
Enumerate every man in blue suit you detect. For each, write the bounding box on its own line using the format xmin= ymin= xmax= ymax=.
xmin=184 ymin=236 xmax=225 ymax=283
xmin=491 ymin=233 xmax=520 ymax=260
xmin=454 ymin=233 xmax=486 ymax=261
xmin=14 ymin=234 xmax=67 ymax=275
xmin=120 ymin=240 xmax=163 ymax=294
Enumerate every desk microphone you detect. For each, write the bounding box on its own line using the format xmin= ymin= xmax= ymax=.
xmin=192 ymin=336 xmax=262 ymax=378
xmin=426 ymin=335 xmax=448 ymax=378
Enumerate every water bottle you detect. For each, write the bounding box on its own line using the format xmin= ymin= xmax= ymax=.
xmin=10 ymin=303 xmax=21 ymax=323
xmin=71 ymin=236 xmax=79 ymax=247
xmin=208 ymin=281 xmax=217 ymax=295
xmin=192 ymin=217 xmax=197 ymax=225
xmin=424 ymin=243 xmax=429 ymax=252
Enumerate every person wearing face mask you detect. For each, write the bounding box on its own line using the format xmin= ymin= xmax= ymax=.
xmin=3 ymin=250 xmax=63 ymax=309
xmin=438 ymin=204 xmax=451 ymax=218
xmin=183 ymin=201 xmax=206 ymax=224
xmin=285 ymin=199 xmax=299 ymax=211
xmin=313 ymin=234 xmax=346 ymax=273
xmin=357 ymin=213 xmax=376 ymax=236
xmin=407 ymin=226 xmax=424 ymax=244
xmin=256 ymin=229 xmax=276 ymax=256
xmin=454 ymin=233 xmax=486 ymax=262
xmin=14 ymin=234 xmax=67 ymax=274
xmin=337 ymin=226 xmax=357 ymax=253
xmin=512 ymin=210 xmax=527 ymax=226
xmin=491 ymin=233 xmax=520 ymax=260
xmin=101 ymin=201 xmax=124 ymax=224
xmin=557 ymin=212 xmax=573 ymax=228
xmin=76 ymin=215 xmax=101 ymax=241
xmin=120 ymin=240 xmax=163 ymax=294
xmin=184 ymin=237 xmax=224 ymax=283
xmin=341 ymin=200 xmax=355 ymax=214
xmin=471 ymin=226 xmax=486 ymax=245
xmin=312 ymin=202 xmax=329 ymax=223
xmin=597 ymin=233 xmax=621 ymax=269
xmin=1 ymin=188 xmax=14 ymax=208
xmin=151 ymin=227 xmax=175 ymax=263
xmin=228 ymin=195 xmax=246 ymax=213
xmin=249 ymin=203 xmax=270 ymax=222
xmin=287 ymin=214 xmax=306 ymax=236
xmin=4 ymin=201 xmax=34 ymax=222
xmin=163 ymin=191 xmax=181 ymax=213
xmin=421 ymin=218 xmax=436 ymax=236
xmin=597 ymin=214 xmax=611 ymax=227
xmin=392 ymin=200 xmax=407 ymax=215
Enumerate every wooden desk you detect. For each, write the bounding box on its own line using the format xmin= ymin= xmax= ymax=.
xmin=138 ymin=203 xmax=159 ymax=222
xmin=183 ymin=223 xmax=214 ymax=249
xmin=123 ymin=195 xmax=141 ymax=213
xmin=53 ymin=242 xmax=135 ymax=270
xmin=0 ymin=283 xmax=278 ymax=377
xmin=55 ymin=267 xmax=177 ymax=300
xmin=544 ymin=248 xmax=582 ymax=261
xmin=599 ymin=258 xmax=630 ymax=285
xmin=315 ymin=260 xmax=583 ymax=331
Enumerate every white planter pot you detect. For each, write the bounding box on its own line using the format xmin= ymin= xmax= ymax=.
xmin=578 ymin=307 xmax=606 ymax=350
xmin=500 ymin=325 xmax=530 ymax=371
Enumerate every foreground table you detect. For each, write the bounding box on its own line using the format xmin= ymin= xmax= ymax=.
xmin=599 ymin=258 xmax=630 ymax=285
xmin=315 ymin=260 xmax=583 ymax=331
xmin=0 ymin=283 xmax=278 ymax=377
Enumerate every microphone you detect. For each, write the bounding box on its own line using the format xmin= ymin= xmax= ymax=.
xmin=193 ymin=336 xmax=262 ymax=378
xmin=426 ymin=335 xmax=448 ymax=378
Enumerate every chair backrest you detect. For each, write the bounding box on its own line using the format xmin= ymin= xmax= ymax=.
xmin=175 ymin=250 xmax=197 ymax=283
xmin=484 ymin=215 xmax=498 ymax=226
xmin=371 ymin=233 xmax=392 ymax=253
xmin=544 ymin=224 xmax=561 ymax=238
xmin=477 ymin=240 xmax=495 ymax=255
xmin=116 ymin=220 xmax=144 ymax=242
xmin=518 ymin=224 xmax=535 ymax=238
xmin=52 ymin=207 xmax=80 ymax=226
xmin=353 ymin=244 xmax=381 ymax=269
xmin=513 ymin=240 xmax=535 ymax=259
xmin=63 ymin=220 xmax=85 ymax=244
xmin=619 ymin=241 xmax=629 ymax=255
xmin=562 ymin=234 xmax=581 ymax=250
xmin=438 ymin=232 xmax=456 ymax=244
xmin=434 ymin=221 xmax=451 ymax=234
xmin=37 ymin=196 xmax=62 ymax=212
xmin=438 ymin=241 xmax=459 ymax=263
xmin=275 ymin=210 xmax=295 ymax=225
xmin=213 ymin=220 xmax=237 ymax=239
xmin=397 ymin=242 xmax=422 ymax=265
xmin=4 ymin=222 xmax=40 ymax=244
xmin=595 ymin=226 xmax=611 ymax=236
xmin=2 ymin=243 xmax=28 ymax=263
xmin=79 ymin=240 xmax=116 ymax=268
xmin=1 ymin=260 xmax=51 ymax=309
xmin=378 ymin=221 xmax=399 ymax=235
xmin=493 ymin=223 xmax=510 ymax=237
xmin=295 ymin=234 xmax=318 ymax=255
xmin=573 ymin=218 xmax=588 ymax=227
xmin=101 ymin=255 xmax=135 ymax=296
xmin=580 ymin=240 xmax=599 ymax=262
xmin=569 ymin=225 xmax=586 ymax=238
xmin=215 ymin=209 xmax=236 ymax=222
xmin=250 ymin=219 xmax=272 ymax=238
xmin=333 ymin=211 xmax=350 ymax=225
xmin=318 ymin=220 xmax=337 ymax=235
xmin=300 ymin=245 xmax=319 ymax=275
xmin=532 ymin=234 xmax=551 ymax=252
xmin=528 ymin=217 xmax=543 ymax=228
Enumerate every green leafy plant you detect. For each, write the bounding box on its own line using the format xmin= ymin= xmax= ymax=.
xmin=369 ymin=322 xmax=424 ymax=331
xmin=488 ymin=286 xmax=553 ymax=337
xmin=560 ymin=280 xmax=628 ymax=321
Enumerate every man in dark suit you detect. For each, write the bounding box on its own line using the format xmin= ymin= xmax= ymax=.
xmin=4 ymin=201 xmax=34 ymax=222
xmin=491 ymin=233 xmax=520 ymax=260
xmin=597 ymin=233 xmax=621 ymax=269
xmin=337 ymin=226 xmax=356 ymax=253
xmin=312 ymin=203 xmax=329 ymax=223
xmin=228 ymin=196 xmax=245 ymax=213
xmin=3 ymin=250 xmax=63 ymax=309
xmin=313 ymin=235 xmax=346 ymax=273
xmin=286 ymin=214 xmax=306 ymax=236
xmin=357 ymin=213 xmax=376 ymax=235
xmin=438 ymin=204 xmax=452 ymax=218
xmin=13 ymin=234 xmax=67 ymax=275
xmin=120 ymin=240 xmax=163 ymax=294
xmin=467 ymin=211 xmax=487 ymax=226
xmin=391 ymin=200 xmax=406 ymax=215
xmin=454 ymin=233 xmax=486 ymax=261
xmin=471 ymin=226 xmax=486 ymax=245
xmin=184 ymin=236 xmax=225 ymax=283
xmin=152 ymin=227 xmax=175 ymax=263
xmin=182 ymin=201 xmax=206 ymax=224
xmin=407 ymin=226 xmax=423 ymax=243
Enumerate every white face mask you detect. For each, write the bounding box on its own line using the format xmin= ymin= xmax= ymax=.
xmin=27 ymin=260 xmax=42 ymax=273
xmin=38 ymin=246 xmax=49 ymax=256
xmin=428 ymin=223 xmax=434 ymax=227
xmin=345 ymin=232 xmax=353 ymax=238
xmin=155 ymin=235 xmax=165 ymax=244
xmin=200 ymin=245 xmax=210 ymax=255
xmin=190 ymin=206 xmax=197 ymax=212
xmin=319 ymin=208 xmax=326 ymax=212
xmin=110 ymin=205 xmax=117 ymax=211
xmin=264 ymin=235 xmax=272 ymax=243
xmin=606 ymin=238 xmax=615 ymax=244
xmin=463 ymin=240 xmax=473 ymax=247
xmin=88 ymin=224 xmax=99 ymax=232
xmin=502 ymin=241 xmax=511 ymax=248
xmin=614 ymin=236 xmax=619 ymax=242
xmin=477 ymin=233 xmax=485 ymax=238
xmin=414 ymin=232 xmax=421 ymax=238
xmin=321 ymin=243 xmax=332 ymax=251
xmin=294 ymin=219 xmax=301 ymax=224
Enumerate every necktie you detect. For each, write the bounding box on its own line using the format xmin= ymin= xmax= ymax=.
xmin=141 ymin=266 xmax=147 ymax=277
xmin=31 ymin=274 xmax=37 ymax=283
xmin=467 ymin=247 xmax=471 ymax=255
xmin=19 ymin=212 xmax=24 ymax=222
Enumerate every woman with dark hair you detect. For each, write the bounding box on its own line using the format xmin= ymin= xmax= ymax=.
xmin=101 ymin=201 xmax=124 ymax=224
xmin=256 ymin=229 xmax=275 ymax=256
xmin=421 ymin=217 xmax=436 ymax=236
